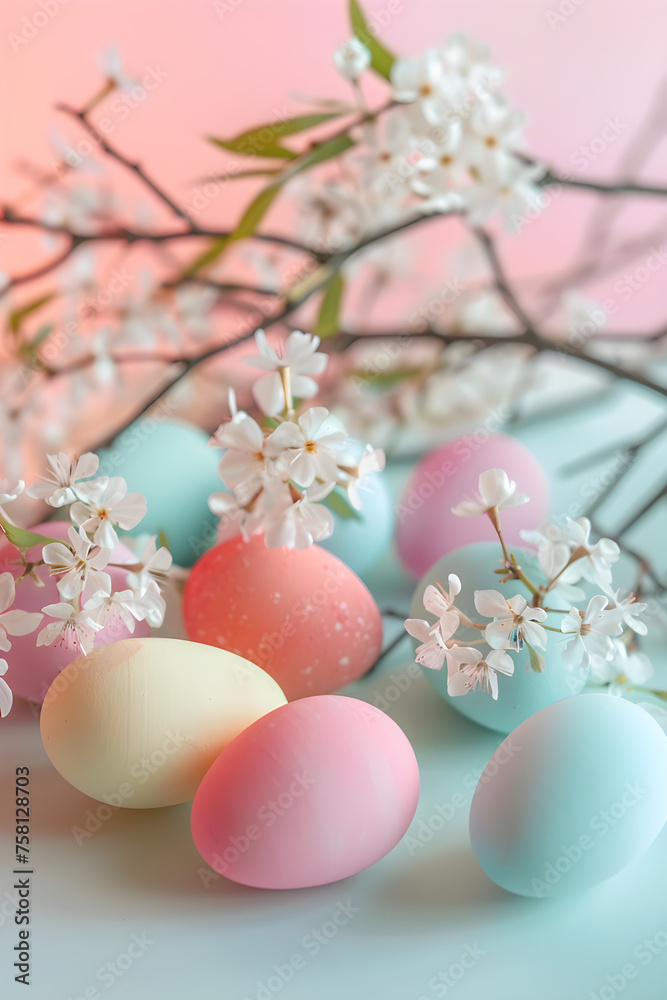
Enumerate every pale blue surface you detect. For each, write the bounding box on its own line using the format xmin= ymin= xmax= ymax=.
xmin=409 ymin=543 xmax=587 ymax=734
xmin=470 ymin=695 xmax=667 ymax=896
xmin=97 ymin=421 xmax=221 ymax=568
xmin=2 ymin=380 xmax=667 ymax=1000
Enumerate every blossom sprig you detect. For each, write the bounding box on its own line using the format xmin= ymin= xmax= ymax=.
xmin=0 ymin=451 xmax=173 ymax=718
xmin=207 ymin=329 xmax=386 ymax=551
xmin=304 ymin=28 xmax=544 ymax=264
xmin=404 ymin=468 xmax=653 ymax=702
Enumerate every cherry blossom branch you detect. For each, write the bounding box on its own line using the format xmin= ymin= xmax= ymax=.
xmin=56 ymin=102 xmax=198 ymax=229
xmin=538 ymin=167 xmax=667 ymax=199
xmin=333 ymin=326 xmax=667 ymax=398
xmin=471 ymin=227 xmax=536 ymax=333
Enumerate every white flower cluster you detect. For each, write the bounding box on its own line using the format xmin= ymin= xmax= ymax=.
xmin=307 ymin=32 xmax=545 ymax=255
xmin=405 ymin=469 xmax=650 ymax=701
xmin=208 ymin=329 xmax=385 ymax=550
xmin=0 ymin=454 xmax=172 ymax=717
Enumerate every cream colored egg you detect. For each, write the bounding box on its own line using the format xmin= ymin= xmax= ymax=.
xmin=40 ymin=638 xmax=287 ymax=808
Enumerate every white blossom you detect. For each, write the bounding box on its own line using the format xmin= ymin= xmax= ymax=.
xmin=213 ymin=412 xmax=269 ymax=503
xmin=591 ymin=640 xmax=653 ymax=697
xmin=83 ymin=589 xmax=145 ymax=633
xmin=125 ymin=536 xmax=173 ymax=591
xmin=266 ymin=407 xmax=348 ymax=487
xmin=27 ymin=451 xmax=99 ymax=507
xmin=0 ymin=573 xmax=43 ymax=652
xmin=0 ymin=479 xmax=24 ymax=505
xmin=36 ymin=603 xmax=103 ymax=656
xmin=474 ymin=589 xmax=547 ymax=650
xmin=451 ymin=468 xmax=529 ymax=518
xmin=261 ymin=481 xmax=335 ymax=550
xmin=404 ymin=618 xmax=449 ymax=670
xmin=560 ymin=595 xmax=623 ymax=671
xmin=340 ymin=445 xmax=386 ymax=510
xmin=70 ymin=476 xmax=147 ymax=549
xmin=446 ymin=646 xmax=514 ymax=700
xmin=606 ymin=591 xmax=648 ymax=636
xmin=333 ymin=38 xmax=371 ymax=81
xmin=99 ymin=44 xmax=139 ymax=93
xmin=0 ymin=660 xmax=12 ymax=718
xmin=42 ymin=526 xmax=112 ymax=600
xmin=243 ymin=330 xmax=329 ymax=417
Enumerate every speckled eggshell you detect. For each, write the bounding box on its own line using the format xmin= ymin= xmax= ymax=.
xmin=1 ymin=522 xmax=151 ymax=705
xmin=320 ymin=473 xmax=394 ymax=579
xmin=396 ymin=432 xmax=549 ymax=578
xmin=191 ymin=695 xmax=420 ymax=888
xmin=97 ymin=420 xmax=221 ymax=568
xmin=470 ymin=695 xmax=667 ymax=896
xmin=409 ymin=542 xmax=587 ymax=734
xmin=183 ymin=536 xmax=383 ymax=700
xmin=40 ymin=637 xmax=287 ymax=808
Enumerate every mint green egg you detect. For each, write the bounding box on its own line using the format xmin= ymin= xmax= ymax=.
xmin=97 ymin=421 xmax=221 ymax=567
xmin=470 ymin=694 xmax=667 ymax=896
xmin=320 ymin=473 xmax=394 ymax=579
xmin=409 ymin=542 xmax=587 ymax=734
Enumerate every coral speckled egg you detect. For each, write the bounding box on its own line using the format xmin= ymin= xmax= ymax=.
xmin=191 ymin=695 xmax=420 ymax=888
xmin=396 ymin=432 xmax=549 ymax=578
xmin=40 ymin=637 xmax=287 ymax=808
xmin=183 ymin=536 xmax=383 ymax=700
xmin=470 ymin=695 xmax=667 ymax=896
xmin=97 ymin=420 xmax=221 ymax=568
xmin=0 ymin=522 xmax=150 ymax=705
xmin=409 ymin=543 xmax=587 ymax=734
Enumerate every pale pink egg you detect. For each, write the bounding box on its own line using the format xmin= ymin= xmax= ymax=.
xmin=191 ymin=695 xmax=420 ymax=889
xmin=183 ymin=536 xmax=383 ymax=700
xmin=396 ymin=432 xmax=550 ymax=577
xmin=1 ymin=522 xmax=150 ymax=704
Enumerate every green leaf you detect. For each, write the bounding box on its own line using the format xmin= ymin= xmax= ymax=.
xmin=349 ymin=0 xmax=396 ymax=81
xmin=0 ymin=515 xmax=60 ymax=551
xmin=287 ymin=133 xmax=354 ymax=175
xmin=315 ymin=273 xmax=344 ymax=339
xmin=349 ymin=366 xmax=425 ymax=389
xmin=322 ymin=487 xmax=363 ymax=521
xmin=182 ymin=184 xmax=283 ymax=276
xmin=526 ymin=642 xmax=545 ymax=673
xmin=157 ymin=529 xmax=171 ymax=552
xmin=201 ymin=167 xmax=284 ymax=184
xmin=207 ymin=112 xmax=343 ymax=161
xmin=182 ymin=135 xmax=354 ymax=278
xmin=31 ymin=322 xmax=55 ymax=348
xmin=9 ymin=293 xmax=56 ymax=334
xmin=208 ymin=135 xmax=296 ymax=161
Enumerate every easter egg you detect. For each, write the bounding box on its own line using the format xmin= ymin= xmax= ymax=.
xmin=1 ymin=522 xmax=151 ymax=705
xmin=396 ymin=432 xmax=549 ymax=578
xmin=469 ymin=694 xmax=667 ymax=896
xmin=409 ymin=542 xmax=587 ymax=734
xmin=183 ymin=536 xmax=383 ymax=700
xmin=319 ymin=473 xmax=394 ymax=579
xmin=97 ymin=420 xmax=221 ymax=568
xmin=40 ymin=637 xmax=287 ymax=808
xmin=191 ymin=695 xmax=420 ymax=888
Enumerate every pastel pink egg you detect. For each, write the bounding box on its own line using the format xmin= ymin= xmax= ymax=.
xmin=191 ymin=695 xmax=420 ymax=889
xmin=1 ymin=522 xmax=150 ymax=704
xmin=396 ymin=432 xmax=549 ymax=577
xmin=183 ymin=536 xmax=383 ymax=700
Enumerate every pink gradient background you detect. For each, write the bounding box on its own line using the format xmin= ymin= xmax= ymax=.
xmin=2 ymin=0 xmax=667 ymax=478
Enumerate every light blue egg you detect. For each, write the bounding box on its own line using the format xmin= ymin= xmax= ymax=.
xmin=97 ymin=420 xmax=221 ymax=568
xmin=320 ymin=473 xmax=394 ymax=579
xmin=470 ymin=694 xmax=667 ymax=896
xmin=409 ymin=541 xmax=587 ymax=734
